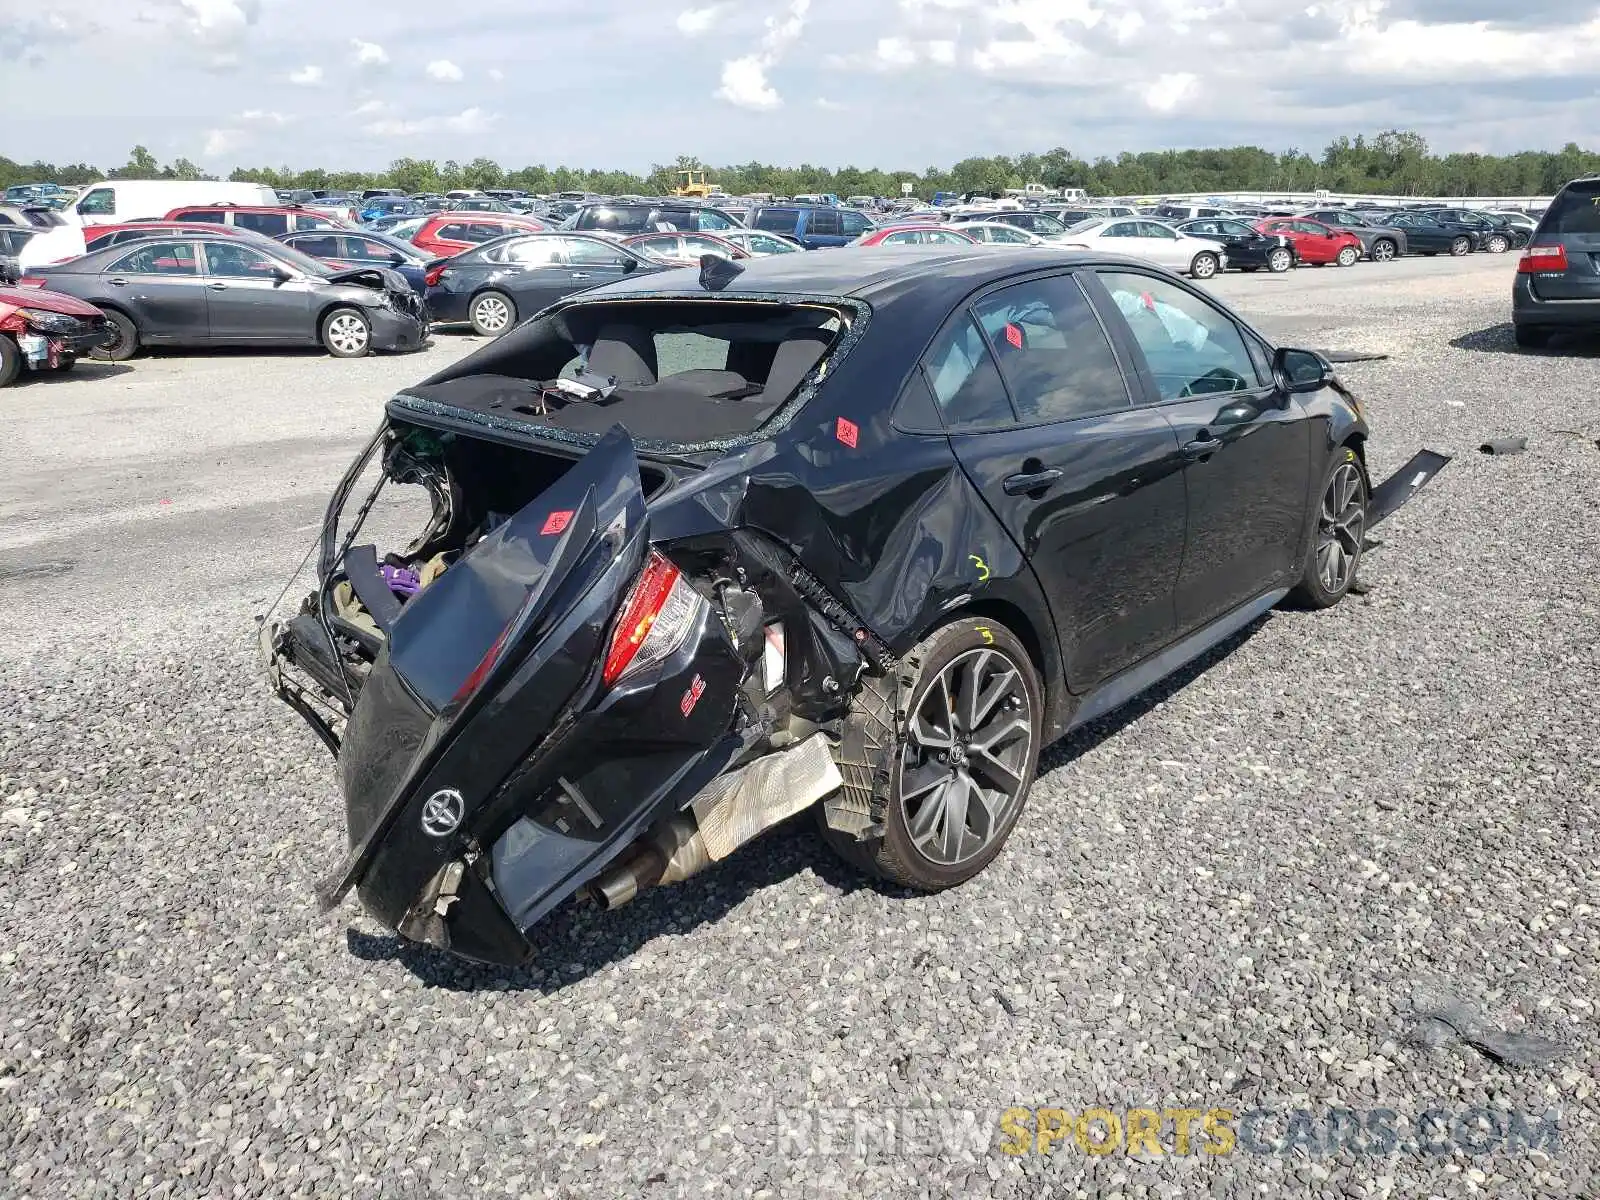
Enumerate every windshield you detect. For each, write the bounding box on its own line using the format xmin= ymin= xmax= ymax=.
xmin=386 ymin=218 xmax=427 ymax=242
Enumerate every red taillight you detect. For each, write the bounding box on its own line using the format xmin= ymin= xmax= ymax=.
xmin=17 ymin=276 xmax=46 ymax=288
xmin=453 ymin=623 xmax=514 ymax=705
xmin=1519 ymin=244 xmax=1568 ymax=273
xmin=424 ymin=264 xmax=445 ymax=287
xmin=603 ymin=552 xmax=683 ymax=686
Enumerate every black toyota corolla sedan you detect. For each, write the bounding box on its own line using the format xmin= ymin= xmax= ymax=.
xmin=424 ymin=231 xmax=667 ymax=337
xmin=261 ymin=247 xmax=1448 ymax=967
xmin=1173 ymin=218 xmax=1296 ymax=272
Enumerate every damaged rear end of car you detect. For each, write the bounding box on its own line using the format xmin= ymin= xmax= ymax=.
xmin=262 ymin=284 xmax=888 ymax=966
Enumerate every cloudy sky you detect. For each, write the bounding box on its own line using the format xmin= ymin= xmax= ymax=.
xmin=4 ymin=0 xmax=1598 ymax=173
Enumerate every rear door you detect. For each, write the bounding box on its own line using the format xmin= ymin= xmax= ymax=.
xmin=1524 ymin=181 xmax=1600 ymax=299
xmin=800 ymin=208 xmax=844 ymax=248
xmin=101 ymin=239 xmax=211 ymax=339
xmin=938 ymin=272 xmax=1187 ymax=690
xmin=1091 ymin=269 xmax=1310 ymax=632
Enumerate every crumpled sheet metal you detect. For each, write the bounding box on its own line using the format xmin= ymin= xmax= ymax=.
xmin=1403 ymin=986 xmax=1568 ymax=1068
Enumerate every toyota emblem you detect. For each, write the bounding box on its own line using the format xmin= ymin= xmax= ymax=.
xmin=420 ymin=788 xmax=464 ymax=838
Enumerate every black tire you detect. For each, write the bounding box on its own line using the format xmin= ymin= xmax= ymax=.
xmin=1288 ymin=447 xmax=1368 ymax=610
xmin=53 ymin=354 xmax=76 ymax=372
xmin=320 ymin=307 xmax=371 ymax=358
xmin=1370 ymin=238 xmax=1398 ymax=263
xmin=820 ymin=616 xmax=1043 ymax=891
xmin=1239 ymin=265 xmax=1259 ymax=273
xmin=1267 ymin=247 xmax=1293 ymax=273
xmin=469 ymin=290 xmax=517 ymax=338
xmin=0 ymin=335 xmax=19 ymax=388
xmin=1514 ymin=325 xmax=1551 ymax=350
xmin=92 ymin=310 xmax=139 ymax=362
xmin=1189 ymin=251 xmax=1219 ymax=280
xmin=1449 ymin=236 xmax=1471 ymax=257
xmin=1335 ymin=245 xmax=1360 ymax=268
xmin=1486 ymin=234 xmax=1509 ymax=254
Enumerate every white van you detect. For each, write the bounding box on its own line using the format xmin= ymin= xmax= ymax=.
xmin=69 ymin=180 xmax=280 ymax=225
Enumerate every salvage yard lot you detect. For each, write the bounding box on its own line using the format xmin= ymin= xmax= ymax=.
xmin=1 ymin=255 xmax=1596 ymax=1197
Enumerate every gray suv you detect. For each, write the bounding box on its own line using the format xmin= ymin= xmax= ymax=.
xmin=1512 ymin=178 xmax=1600 ymax=349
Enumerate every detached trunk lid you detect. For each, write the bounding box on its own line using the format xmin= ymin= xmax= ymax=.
xmin=324 ymin=425 xmax=650 ymax=908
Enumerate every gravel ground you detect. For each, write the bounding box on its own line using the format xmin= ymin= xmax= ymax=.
xmin=1 ymin=255 xmax=1595 ymax=1199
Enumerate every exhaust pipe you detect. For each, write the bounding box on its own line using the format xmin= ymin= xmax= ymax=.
xmin=585 ymin=733 xmax=842 ymax=909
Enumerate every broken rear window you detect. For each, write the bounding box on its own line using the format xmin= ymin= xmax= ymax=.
xmin=396 ymin=298 xmax=852 ymax=448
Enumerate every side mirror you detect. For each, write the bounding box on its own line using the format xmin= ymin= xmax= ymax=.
xmin=1273 ymin=346 xmax=1329 ymax=394
xmin=620 ymin=257 xmax=637 ymax=274
xmin=271 ymin=266 xmax=295 ymax=285
xmin=388 ymin=252 xmax=406 ymax=266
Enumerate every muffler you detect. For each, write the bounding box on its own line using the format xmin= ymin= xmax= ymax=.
xmin=585 ymin=733 xmax=843 ymax=909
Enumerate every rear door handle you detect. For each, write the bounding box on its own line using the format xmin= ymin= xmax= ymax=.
xmin=208 ymin=282 xmax=228 ymax=290
xmin=1183 ymin=433 xmax=1219 ymax=461
xmin=107 ymin=277 xmax=128 ymax=286
xmin=570 ymin=272 xmax=591 ymax=279
xmin=1002 ymin=468 xmax=1062 ymax=496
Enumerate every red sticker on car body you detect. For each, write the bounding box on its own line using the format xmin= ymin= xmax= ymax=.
xmin=835 ymin=417 xmax=859 ymax=448
xmin=680 ymin=674 xmax=706 ymax=718
xmin=541 ymin=510 xmax=574 ymax=535
xmin=1004 ymin=323 xmax=1023 ymax=348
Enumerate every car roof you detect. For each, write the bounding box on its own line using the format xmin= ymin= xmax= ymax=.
xmin=586 ymin=246 xmax=1123 ymax=304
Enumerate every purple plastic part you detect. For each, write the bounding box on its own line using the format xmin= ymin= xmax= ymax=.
xmin=381 ymin=564 xmax=422 ymax=597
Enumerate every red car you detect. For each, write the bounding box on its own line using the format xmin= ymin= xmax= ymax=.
xmin=410 ymin=212 xmax=548 ymax=258
xmin=853 ymin=224 xmax=978 ymax=247
xmin=84 ymin=221 xmax=254 ymax=252
xmin=1253 ymin=218 xmax=1362 ymax=267
xmin=165 ymin=205 xmax=349 ymax=238
xmin=0 ymin=284 xmax=112 ymax=386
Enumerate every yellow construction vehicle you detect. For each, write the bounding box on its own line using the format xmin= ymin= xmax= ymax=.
xmin=673 ymin=169 xmax=717 ymax=198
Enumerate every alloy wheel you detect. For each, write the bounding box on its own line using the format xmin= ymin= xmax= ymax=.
xmin=1372 ymin=240 xmax=1396 ymax=262
xmin=327 ymin=313 xmax=369 ymax=355
xmin=1317 ymin=463 xmax=1366 ymax=594
xmin=1487 ymin=235 xmax=1509 ymax=254
xmin=474 ymin=295 xmax=511 ymax=334
xmin=1268 ymin=248 xmax=1292 ymax=272
xmin=899 ymin=648 xmax=1034 ymax=867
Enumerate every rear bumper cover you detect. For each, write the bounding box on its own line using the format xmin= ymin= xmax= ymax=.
xmin=1512 ymin=274 xmax=1600 ymax=327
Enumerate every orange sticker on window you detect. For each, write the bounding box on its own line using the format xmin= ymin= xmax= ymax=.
xmin=835 ymin=417 xmax=859 ymax=448
xmin=1004 ymin=323 xmax=1023 ymax=349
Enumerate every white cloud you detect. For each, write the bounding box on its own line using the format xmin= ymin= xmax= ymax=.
xmin=288 ymin=64 xmax=323 ymax=86
xmin=676 ymin=6 xmax=723 ymax=34
xmin=351 ymin=38 xmax=388 ymax=67
xmin=363 ymin=107 xmax=498 ymax=138
xmin=716 ymin=55 xmax=780 ymax=109
xmin=176 ymin=0 xmax=258 ymax=46
xmin=353 ymin=98 xmax=386 ymax=116
xmin=239 ymin=109 xmax=291 ymax=125
xmin=815 ymin=96 xmax=848 ymax=110
xmin=425 ymin=59 xmax=464 ymax=82
xmin=714 ymin=0 xmax=810 ymax=108
xmin=875 ymin=37 xmax=917 ymax=67
xmin=488 ymin=67 xmax=505 ymax=82
xmin=1142 ymin=71 xmax=1197 ymax=111
xmin=202 ymin=127 xmax=243 ymax=157
xmin=867 ymin=36 xmax=956 ymax=68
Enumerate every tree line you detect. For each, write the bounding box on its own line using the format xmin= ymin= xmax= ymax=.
xmin=4 ymin=132 xmax=1596 ymax=199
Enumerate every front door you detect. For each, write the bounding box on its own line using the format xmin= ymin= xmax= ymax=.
xmin=934 ymin=272 xmax=1189 ymax=690
xmin=201 ymin=240 xmax=312 ymax=342
xmin=1090 ymin=270 xmax=1311 ymax=632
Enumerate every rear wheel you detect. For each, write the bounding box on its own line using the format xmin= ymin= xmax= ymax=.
xmin=1450 ymin=236 xmax=1471 ymax=256
xmin=1514 ymin=324 xmax=1551 ymax=350
xmin=92 ymin=310 xmax=139 ymax=362
xmin=320 ymin=307 xmax=371 ymax=358
xmin=822 ymin=617 xmax=1042 ymax=890
xmin=1288 ymin=449 xmax=1368 ymax=609
xmin=1486 ymin=234 xmax=1509 ymax=254
xmin=1370 ymin=239 xmax=1397 ymax=263
xmin=1267 ymin=247 xmax=1293 ymax=273
xmin=0 ymin=335 xmax=19 ymax=388
xmin=1189 ymin=251 xmax=1219 ymax=280
xmin=1336 ymin=245 xmax=1360 ymax=267
xmin=470 ymin=290 xmax=516 ymax=338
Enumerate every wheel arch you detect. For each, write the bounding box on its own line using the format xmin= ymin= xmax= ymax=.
xmin=926 ymin=595 xmax=1070 ymax=741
